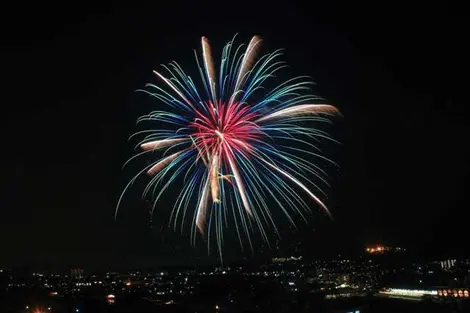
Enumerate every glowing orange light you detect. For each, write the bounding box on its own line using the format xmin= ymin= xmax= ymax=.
xmin=125 ymin=281 xmax=131 ymax=286
xmin=107 ymin=294 xmax=115 ymax=299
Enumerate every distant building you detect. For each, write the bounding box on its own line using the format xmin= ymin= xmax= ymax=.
xmin=436 ymin=287 xmax=469 ymax=299
xmin=440 ymin=259 xmax=456 ymax=270
xmin=70 ymin=268 xmax=84 ymax=280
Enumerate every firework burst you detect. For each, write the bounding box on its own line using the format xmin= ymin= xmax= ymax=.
xmin=117 ymin=35 xmax=340 ymax=258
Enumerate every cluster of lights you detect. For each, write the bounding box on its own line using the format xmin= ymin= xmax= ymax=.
xmin=438 ymin=289 xmax=469 ymax=298
xmin=382 ymin=288 xmax=470 ymax=299
xmin=326 ymin=293 xmax=356 ymax=299
xmin=365 ymin=245 xmax=405 ymax=254
xmin=380 ymin=288 xmax=437 ymax=297
xmin=366 ymin=246 xmax=389 ymax=254
xmin=14 ymin=257 xmax=470 ymax=312
xmin=272 ymin=256 xmax=302 ymax=263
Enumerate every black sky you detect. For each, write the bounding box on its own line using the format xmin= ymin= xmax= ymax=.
xmin=0 ymin=1 xmax=467 ymax=268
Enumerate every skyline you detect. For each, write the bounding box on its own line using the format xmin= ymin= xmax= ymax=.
xmin=0 ymin=2 xmax=466 ymax=267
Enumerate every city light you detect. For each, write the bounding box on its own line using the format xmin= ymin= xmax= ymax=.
xmin=366 ymin=245 xmax=389 ymax=254
xmin=3 ymin=254 xmax=470 ymax=311
xmin=380 ymin=288 xmax=438 ymax=297
xmin=437 ymin=289 xmax=470 ymax=298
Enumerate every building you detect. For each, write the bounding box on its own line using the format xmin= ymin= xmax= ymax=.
xmin=70 ymin=268 xmax=84 ymax=280
xmin=436 ymin=287 xmax=469 ymax=298
xmin=440 ymin=259 xmax=457 ymax=270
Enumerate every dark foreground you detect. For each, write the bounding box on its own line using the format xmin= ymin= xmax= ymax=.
xmin=1 ymin=294 xmax=469 ymax=313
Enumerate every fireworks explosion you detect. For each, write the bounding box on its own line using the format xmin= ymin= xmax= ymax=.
xmin=117 ymin=35 xmax=340 ymax=257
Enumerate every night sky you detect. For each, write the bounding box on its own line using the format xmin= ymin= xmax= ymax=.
xmin=0 ymin=2 xmax=467 ymax=268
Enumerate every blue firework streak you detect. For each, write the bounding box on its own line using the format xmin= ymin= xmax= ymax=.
xmin=117 ymin=34 xmax=340 ymax=259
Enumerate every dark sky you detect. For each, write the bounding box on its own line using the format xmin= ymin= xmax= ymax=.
xmin=0 ymin=2 xmax=467 ymax=268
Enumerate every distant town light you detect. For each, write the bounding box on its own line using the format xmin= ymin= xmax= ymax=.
xmin=380 ymin=288 xmax=438 ymax=297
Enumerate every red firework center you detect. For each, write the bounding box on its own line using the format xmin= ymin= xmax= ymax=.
xmin=190 ymin=101 xmax=262 ymax=163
